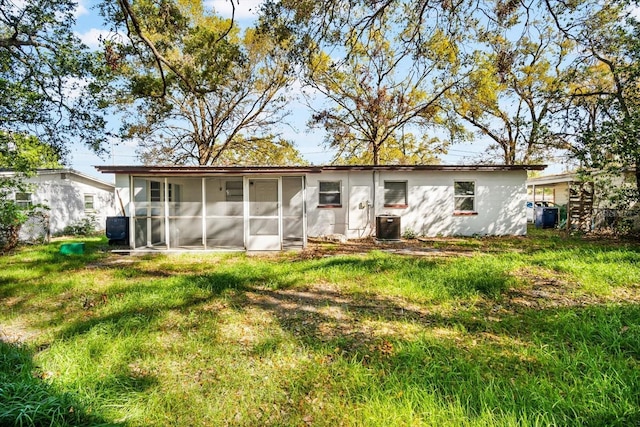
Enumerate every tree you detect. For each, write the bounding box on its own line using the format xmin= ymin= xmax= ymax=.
xmin=103 ymin=0 xmax=300 ymax=165
xmin=302 ymin=7 xmax=463 ymax=165
xmin=556 ymin=1 xmax=640 ymax=200
xmin=446 ymin=6 xmax=574 ymax=165
xmin=261 ymin=0 xmax=640 ymax=169
xmin=0 ymin=0 xmax=107 ymax=156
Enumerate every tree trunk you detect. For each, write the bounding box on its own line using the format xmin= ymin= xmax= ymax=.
xmin=373 ymin=143 xmax=380 ymax=165
xmin=635 ymin=159 xmax=640 ymax=202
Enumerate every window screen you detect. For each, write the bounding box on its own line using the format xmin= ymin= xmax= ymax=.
xmin=84 ymin=194 xmax=95 ymax=210
xmin=454 ymin=181 xmax=475 ymax=212
xmin=384 ymin=181 xmax=407 ymax=206
xmin=15 ymin=192 xmax=32 ymax=208
xmin=150 ymin=181 xmax=161 ymax=202
xmin=225 ymin=180 xmax=243 ymax=202
xmin=318 ymin=181 xmax=341 ymax=206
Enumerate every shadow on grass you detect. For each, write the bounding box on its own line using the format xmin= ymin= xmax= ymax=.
xmin=300 ymin=254 xmax=514 ymax=298
xmin=0 ymin=341 xmax=119 ymax=426
xmin=4 ymin=241 xmax=640 ymax=425
xmin=203 ymin=274 xmax=640 ymax=425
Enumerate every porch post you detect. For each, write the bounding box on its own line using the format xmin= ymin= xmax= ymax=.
xmin=129 ymin=175 xmax=135 ymax=249
xmin=278 ymin=176 xmax=283 ymax=250
xmin=302 ymin=175 xmax=307 ymax=249
xmin=243 ymin=176 xmax=249 ymax=249
xmin=164 ymin=177 xmax=170 ymax=249
xmin=202 ymin=177 xmax=207 ymax=249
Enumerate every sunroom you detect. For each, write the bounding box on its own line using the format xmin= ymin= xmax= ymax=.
xmin=99 ymin=167 xmax=310 ymax=251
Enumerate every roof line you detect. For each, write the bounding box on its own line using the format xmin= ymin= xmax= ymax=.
xmin=95 ymin=164 xmax=547 ymax=175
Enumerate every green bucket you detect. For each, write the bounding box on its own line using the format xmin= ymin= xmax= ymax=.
xmin=60 ymin=242 xmax=85 ymax=255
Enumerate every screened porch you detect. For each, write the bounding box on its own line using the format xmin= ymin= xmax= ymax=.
xmin=130 ymin=175 xmax=305 ymax=251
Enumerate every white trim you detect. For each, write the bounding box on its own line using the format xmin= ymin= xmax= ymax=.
xmin=129 ymin=175 xmax=135 ymax=248
xmin=453 ymin=179 xmax=477 ymax=213
xmin=246 ymin=177 xmax=281 ymax=251
xmin=164 ymin=177 xmax=170 ymax=249
xmin=302 ymin=175 xmax=308 ymax=248
xmin=202 ymin=177 xmax=207 ymax=249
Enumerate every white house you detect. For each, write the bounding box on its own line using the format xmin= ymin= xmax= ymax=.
xmin=96 ymin=164 xmax=545 ymax=251
xmin=6 ymin=169 xmax=116 ymax=241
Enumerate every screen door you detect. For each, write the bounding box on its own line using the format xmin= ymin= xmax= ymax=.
xmin=247 ymin=179 xmax=281 ymax=250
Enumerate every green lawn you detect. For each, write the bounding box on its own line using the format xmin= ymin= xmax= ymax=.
xmin=1 ymin=229 xmax=639 ymax=426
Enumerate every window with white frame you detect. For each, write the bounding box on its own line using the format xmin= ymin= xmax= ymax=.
xmin=318 ymin=181 xmax=341 ymax=206
xmin=15 ymin=192 xmax=32 ymax=208
xmin=384 ymin=181 xmax=408 ymax=207
xmin=454 ymin=181 xmax=475 ymax=213
xmin=84 ymin=194 xmax=95 ymax=211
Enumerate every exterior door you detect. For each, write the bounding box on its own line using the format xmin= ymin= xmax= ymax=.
xmin=247 ymin=178 xmax=281 ymax=250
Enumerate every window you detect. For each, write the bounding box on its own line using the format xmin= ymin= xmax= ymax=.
xmin=318 ymin=181 xmax=341 ymax=206
xmin=225 ymin=180 xmax=243 ymax=202
xmin=150 ymin=181 xmax=161 ymax=202
xmin=15 ymin=192 xmax=32 ymax=208
xmin=384 ymin=181 xmax=407 ymax=207
xmin=84 ymin=194 xmax=95 ymax=211
xmin=454 ymin=181 xmax=476 ymax=213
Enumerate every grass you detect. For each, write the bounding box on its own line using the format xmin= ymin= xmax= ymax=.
xmin=0 ymin=229 xmax=639 ymax=426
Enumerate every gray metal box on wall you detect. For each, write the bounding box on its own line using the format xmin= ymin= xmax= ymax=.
xmin=376 ymin=215 xmax=401 ymax=240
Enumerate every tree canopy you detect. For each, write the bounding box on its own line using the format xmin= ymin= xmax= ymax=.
xmin=0 ymin=0 xmax=107 ymax=157
xmin=261 ymin=0 xmax=640 ymax=170
xmin=263 ymin=1 xmax=466 ymax=165
xmin=102 ymin=0 xmax=302 ymax=165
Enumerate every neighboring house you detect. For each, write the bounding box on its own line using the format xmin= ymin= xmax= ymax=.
xmin=526 ymin=172 xmax=578 ymax=206
xmin=95 ymin=164 xmax=545 ymax=251
xmin=2 ymin=169 xmax=116 ymax=241
xmin=526 ymin=169 xmax=638 ymax=230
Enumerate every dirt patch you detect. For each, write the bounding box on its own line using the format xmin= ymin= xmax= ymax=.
xmin=506 ymin=269 xmax=640 ymax=311
xmin=243 ymin=282 xmax=433 ymax=354
xmin=0 ymin=321 xmax=41 ymax=344
xmin=295 ymin=237 xmax=476 ymax=260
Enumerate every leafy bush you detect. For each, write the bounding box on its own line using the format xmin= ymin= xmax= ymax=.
xmin=59 ymin=215 xmax=98 ymax=237
xmin=402 ymin=228 xmax=417 ymax=239
xmin=0 ymin=177 xmax=40 ymax=253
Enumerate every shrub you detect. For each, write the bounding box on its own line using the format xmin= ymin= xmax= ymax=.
xmin=59 ymin=215 xmax=98 ymax=237
xmin=402 ymin=228 xmax=417 ymax=239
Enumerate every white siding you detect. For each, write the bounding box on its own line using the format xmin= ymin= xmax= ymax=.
xmin=112 ymin=169 xmax=529 ymax=247
xmin=306 ymin=170 xmax=527 ymax=238
xmin=20 ymin=171 xmax=115 ymax=239
xmin=306 ymin=172 xmax=350 ymax=237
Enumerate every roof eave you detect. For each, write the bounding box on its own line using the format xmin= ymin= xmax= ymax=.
xmin=95 ymin=164 xmax=547 ymax=175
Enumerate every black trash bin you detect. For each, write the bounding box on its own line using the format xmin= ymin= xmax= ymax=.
xmin=376 ymin=215 xmax=401 ymax=240
xmin=534 ymin=207 xmax=558 ymax=229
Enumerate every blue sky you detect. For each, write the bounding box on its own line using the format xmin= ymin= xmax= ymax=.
xmin=70 ymin=0 xmax=569 ymax=182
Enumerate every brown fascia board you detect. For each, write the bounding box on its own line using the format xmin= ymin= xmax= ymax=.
xmin=94 ymin=165 xmax=323 ymax=175
xmin=318 ymin=164 xmax=547 ymax=172
xmin=94 ymin=164 xmax=547 ymax=175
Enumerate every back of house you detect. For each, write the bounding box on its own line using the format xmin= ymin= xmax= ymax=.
xmin=97 ymin=164 xmax=545 ymax=251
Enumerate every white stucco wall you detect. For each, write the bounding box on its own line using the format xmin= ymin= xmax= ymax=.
xmin=306 ymin=170 xmax=528 ymax=238
xmin=112 ymin=169 xmax=529 ymax=247
xmin=20 ymin=171 xmax=115 ymax=238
